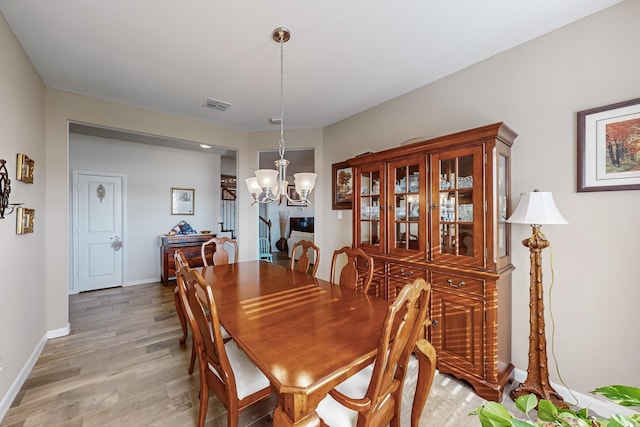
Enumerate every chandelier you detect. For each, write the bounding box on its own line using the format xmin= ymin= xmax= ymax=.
xmin=245 ymin=27 xmax=317 ymax=206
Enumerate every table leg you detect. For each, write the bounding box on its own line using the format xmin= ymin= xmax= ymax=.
xmin=272 ymin=393 xmax=322 ymax=427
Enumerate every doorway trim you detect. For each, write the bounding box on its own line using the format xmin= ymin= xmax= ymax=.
xmin=70 ymin=170 xmax=127 ymax=294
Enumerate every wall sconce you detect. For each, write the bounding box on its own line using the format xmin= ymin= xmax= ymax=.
xmin=0 ymin=159 xmax=24 ymax=219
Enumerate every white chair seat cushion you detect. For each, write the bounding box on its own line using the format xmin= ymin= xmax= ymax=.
xmin=316 ymin=355 xmax=419 ymax=427
xmin=316 ymin=364 xmax=373 ymax=426
xmin=208 ymin=340 xmax=270 ymax=400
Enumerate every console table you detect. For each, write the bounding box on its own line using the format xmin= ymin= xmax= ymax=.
xmin=160 ymin=234 xmax=216 ymax=285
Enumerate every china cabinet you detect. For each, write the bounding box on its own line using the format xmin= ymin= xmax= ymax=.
xmin=347 ymin=122 xmax=516 ymax=401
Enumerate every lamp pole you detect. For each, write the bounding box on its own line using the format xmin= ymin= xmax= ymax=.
xmin=510 ymin=225 xmax=567 ymax=408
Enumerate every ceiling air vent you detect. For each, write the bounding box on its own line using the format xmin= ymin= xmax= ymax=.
xmin=203 ymin=97 xmax=232 ymax=111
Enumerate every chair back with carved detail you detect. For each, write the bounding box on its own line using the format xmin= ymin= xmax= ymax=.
xmin=289 ymin=240 xmax=320 ymax=277
xmin=316 ymin=278 xmax=433 ymax=427
xmin=330 ymin=246 xmax=375 ymax=294
xmin=201 ymin=236 xmax=238 ymax=266
xmin=176 ymin=266 xmax=271 ymax=427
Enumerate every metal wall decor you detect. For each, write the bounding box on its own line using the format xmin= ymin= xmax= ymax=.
xmin=97 ymin=184 xmax=106 ymax=202
xmin=0 ymin=159 xmax=10 ymax=218
xmin=16 ymin=153 xmax=34 ymax=183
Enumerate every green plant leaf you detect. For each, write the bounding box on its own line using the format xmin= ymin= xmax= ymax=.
xmin=515 ymin=394 xmax=538 ymax=415
xmin=592 ymin=386 xmax=640 ymax=407
xmin=477 ymin=412 xmax=508 ymax=427
xmin=608 ymin=413 xmax=640 ymax=427
xmin=511 ymin=419 xmax=536 ymax=427
xmin=574 ymin=407 xmax=589 ymax=419
xmin=537 ymin=400 xmax=559 ymax=422
xmin=476 ymin=401 xmax=515 ymax=426
xmin=557 ymin=412 xmax=591 ymax=427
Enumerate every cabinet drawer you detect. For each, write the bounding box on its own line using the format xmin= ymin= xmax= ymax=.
xmin=387 ymin=263 xmax=427 ymax=280
xmin=431 ymin=272 xmax=484 ymax=297
xmin=386 ymin=263 xmax=427 ymax=301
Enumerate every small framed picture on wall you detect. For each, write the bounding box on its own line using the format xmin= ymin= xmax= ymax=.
xmin=332 ymin=161 xmax=353 ymax=210
xmin=171 ymin=187 xmax=195 ymax=215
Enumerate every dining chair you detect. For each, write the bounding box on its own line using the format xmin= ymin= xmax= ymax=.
xmin=330 ymin=246 xmax=375 ymax=294
xmin=315 ymin=278 xmax=435 ymax=427
xmin=175 ymin=252 xmax=232 ymax=375
xmin=173 ymin=250 xmax=190 ymax=346
xmin=258 ymin=237 xmax=273 ymax=263
xmin=176 ymin=266 xmax=272 ymax=427
xmin=289 ymin=239 xmax=320 ymax=277
xmin=201 ymin=236 xmax=238 ymax=266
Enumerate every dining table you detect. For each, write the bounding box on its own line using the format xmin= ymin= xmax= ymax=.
xmin=197 ymin=260 xmax=393 ymax=426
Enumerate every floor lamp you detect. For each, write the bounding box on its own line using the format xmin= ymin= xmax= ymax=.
xmin=507 ymin=190 xmax=568 ymax=408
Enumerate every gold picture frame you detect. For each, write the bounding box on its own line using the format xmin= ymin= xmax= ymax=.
xmin=16 ymin=153 xmax=34 ymax=184
xmin=16 ymin=207 xmax=35 ymax=234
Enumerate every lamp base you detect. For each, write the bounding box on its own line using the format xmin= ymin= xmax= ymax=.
xmin=510 ymin=379 xmax=567 ymax=408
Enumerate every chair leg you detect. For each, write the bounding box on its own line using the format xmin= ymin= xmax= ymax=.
xmin=189 ymin=337 xmax=197 ymax=375
xmin=197 ymin=382 xmax=209 ymax=427
xmin=411 ymin=340 xmax=437 ymax=427
xmin=174 ymin=288 xmax=188 ymax=345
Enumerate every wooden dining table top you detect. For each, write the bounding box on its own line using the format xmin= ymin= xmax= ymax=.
xmin=198 ymin=260 xmax=392 ymax=426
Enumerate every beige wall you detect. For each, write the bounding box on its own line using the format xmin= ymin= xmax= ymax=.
xmin=321 ymin=0 xmax=640 ymax=395
xmin=0 ymin=12 xmax=46 ymax=405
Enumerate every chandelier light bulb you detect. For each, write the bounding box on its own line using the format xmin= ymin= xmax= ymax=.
xmin=294 ymin=173 xmax=317 ymax=192
xmin=255 ymin=169 xmax=279 ymax=189
xmin=245 ymin=177 xmax=261 ymax=194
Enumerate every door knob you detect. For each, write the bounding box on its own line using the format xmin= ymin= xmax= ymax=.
xmin=111 ymin=236 xmax=122 ymax=251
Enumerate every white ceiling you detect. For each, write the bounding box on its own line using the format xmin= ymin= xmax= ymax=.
xmin=0 ymin=0 xmax=622 ymax=132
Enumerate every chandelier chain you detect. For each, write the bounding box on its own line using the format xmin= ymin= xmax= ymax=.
xmin=279 ymin=35 xmax=285 ymax=160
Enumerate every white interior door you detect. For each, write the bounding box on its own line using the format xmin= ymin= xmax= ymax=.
xmin=75 ymin=173 xmax=124 ymax=292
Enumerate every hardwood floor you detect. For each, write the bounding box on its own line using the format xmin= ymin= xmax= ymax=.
xmin=1 ymin=281 xmax=510 ymax=426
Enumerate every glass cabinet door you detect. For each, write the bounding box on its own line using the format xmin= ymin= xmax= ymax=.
xmin=357 ymin=165 xmax=384 ymax=253
xmin=431 ymin=146 xmax=483 ymax=266
xmin=388 ymin=157 xmax=426 ymax=257
xmin=497 ymin=154 xmax=509 ymax=258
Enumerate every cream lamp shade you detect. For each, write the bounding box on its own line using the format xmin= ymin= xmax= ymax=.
xmin=507 ymin=191 xmax=568 ymax=225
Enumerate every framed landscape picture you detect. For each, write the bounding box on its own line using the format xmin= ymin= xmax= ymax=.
xmin=577 ymin=97 xmax=640 ymax=192
xmin=332 ymin=161 xmax=353 ymax=210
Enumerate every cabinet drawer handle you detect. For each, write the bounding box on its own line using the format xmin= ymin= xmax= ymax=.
xmin=446 ymin=279 xmax=465 ymax=288
xmin=399 ymin=269 xmax=414 ymax=277
xmin=431 ymin=319 xmax=439 ymax=327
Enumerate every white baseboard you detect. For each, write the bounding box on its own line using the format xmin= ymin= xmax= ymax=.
xmin=124 ymin=278 xmax=159 ymax=286
xmin=0 ymin=333 xmax=48 ymax=422
xmin=512 ymin=368 xmax=637 ymax=418
xmin=47 ymin=323 xmax=70 ymax=339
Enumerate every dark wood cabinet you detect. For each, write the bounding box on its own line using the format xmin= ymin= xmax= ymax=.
xmin=347 ymin=122 xmax=516 ymax=401
xmin=160 ymin=234 xmax=216 ymax=285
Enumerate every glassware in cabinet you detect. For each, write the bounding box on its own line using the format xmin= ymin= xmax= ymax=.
xmin=432 ymin=146 xmax=483 ymax=266
xmin=357 ymin=165 xmax=384 ymax=252
xmin=388 ymin=157 xmax=426 ymax=257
